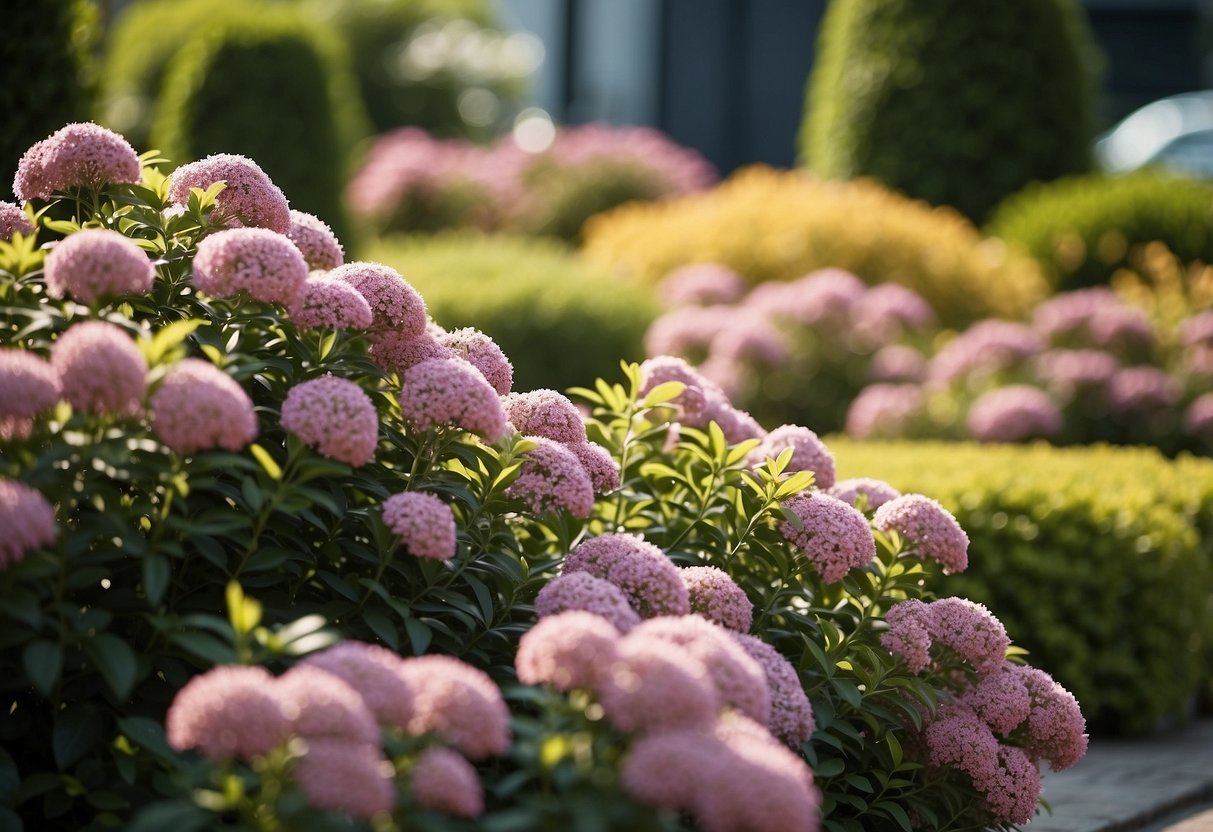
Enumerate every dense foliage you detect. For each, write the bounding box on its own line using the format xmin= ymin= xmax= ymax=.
xmin=580 ymin=166 xmax=1048 ymax=328
xmin=800 ymin=0 xmax=1098 ymax=223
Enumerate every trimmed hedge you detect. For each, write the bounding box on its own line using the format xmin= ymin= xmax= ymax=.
xmin=800 ymin=0 xmax=1098 ymax=223
xmin=581 ymin=165 xmax=1048 ymax=327
xmin=367 ymin=232 xmax=662 ymax=392
xmin=986 ymin=170 xmax=1213 ymax=291
xmin=830 ymin=438 xmax=1213 ymax=735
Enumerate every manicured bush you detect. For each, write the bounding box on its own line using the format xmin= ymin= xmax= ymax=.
xmin=580 ymin=165 xmax=1049 ymax=328
xmin=0 ymin=0 xmax=98 ymax=193
xmin=366 ymin=232 xmax=662 ymax=392
xmin=151 ymin=5 xmax=367 ymax=246
xmin=800 ymin=0 xmax=1098 ymax=223
xmin=986 ymin=170 xmax=1213 ymax=291
xmin=830 ymin=438 xmax=1213 ymax=735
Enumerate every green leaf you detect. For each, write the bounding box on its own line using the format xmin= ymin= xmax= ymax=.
xmin=641 ymin=380 xmax=685 ymax=407
xmin=52 ymin=706 xmax=105 ymax=770
xmin=248 ymin=444 xmax=281 ymax=481
xmin=814 ymin=757 xmax=846 ymax=778
xmin=22 ymin=641 xmax=62 ymax=697
xmin=142 ymin=555 xmax=170 ymax=607
xmin=226 ymin=581 xmax=261 ymax=636
xmin=117 ymin=716 xmax=175 ymax=762
xmin=885 ymin=731 xmax=903 ymax=767
xmin=141 ymin=319 xmax=203 ymax=366
xmin=875 ymin=801 xmax=913 ymax=832
xmin=168 ymin=631 xmax=235 ymax=666
xmin=84 ymin=633 xmax=138 ymax=700
xmin=126 ymin=801 xmax=211 ymax=832
xmin=404 ymin=618 xmax=432 ymax=655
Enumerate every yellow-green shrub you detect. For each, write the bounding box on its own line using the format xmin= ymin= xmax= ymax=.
xmin=830 ymin=438 xmax=1213 ymax=735
xmin=366 ymin=233 xmax=661 ymax=392
xmin=581 ymin=165 xmax=1048 ymax=327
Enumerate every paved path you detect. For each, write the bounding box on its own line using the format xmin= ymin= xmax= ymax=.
xmin=1029 ymin=719 xmax=1213 ymax=832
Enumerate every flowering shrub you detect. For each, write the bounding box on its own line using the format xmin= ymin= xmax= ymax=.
xmin=1 ymin=123 xmax=1085 ymax=831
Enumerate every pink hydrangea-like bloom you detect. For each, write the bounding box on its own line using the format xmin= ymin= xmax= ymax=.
xmin=165 ymin=666 xmax=291 ymax=760
xmin=630 ymin=616 xmax=770 ymax=724
xmin=409 ymin=746 xmax=484 ymax=818
xmin=281 ymin=375 xmax=378 ymax=466
xmin=869 ymin=344 xmax=927 ymax=383
xmin=285 ymin=209 xmax=344 ymax=270
xmin=598 ymin=635 xmax=721 ymax=734
xmin=289 ymin=276 xmax=373 ymax=330
xmin=959 ymin=663 xmax=1032 ymax=737
xmin=966 ymin=385 xmax=1063 ymax=443
xmin=568 ymin=440 xmax=621 ymax=493
xmin=1088 ymin=304 xmax=1154 ymax=354
xmin=828 ymin=477 xmax=901 ymax=512
xmin=927 ymin=597 xmax=1010 ymax=676
xmin=516 ymin=609 xmax=622 ymax=690
xmin=730 ymin=633 xmax=814 ymax=746
xmin=621 ymin=726 xmax=721 ymax=813
xmin=276 ymin=665 xmax=380 ymax=745
xmin=0 ymin=201 xmax=33 ymax=241
xmin=382 ymin=491 xmax=457 ymax=560
xmin=51 ymin=321 xmax=147 ymax=416
xmin=293 ymin=738 xmax=395 ymax=820
xmin=330 ymin=262 xmax=427 ymax=335
xmin=779 ymin=491 xmax=876 ymax=584
xmin=881 ymin=599 xmax=933 ymax=673
xmin=13 ymin=122 xmax=141 ymax=201
xmin=563 ymin=534 xmax=691 ymax=619
xmin=658 ymin=262 xmax=747 ymax=307
xmin=507 ymin=435 xmax=595 ymax=518
xmin=776 ymin=268 xmax=867 ymax=326
xmin=873 ymin=494 xmax=969 ymax=573
xmin=397 ymin=655 xmax=510 ymax=760
xmin=747 ymin=424 xmax=836 ymax=489
xmin=1185 ymin=393 xmax=1213 ymax=440
xmin=687 ymin=391 xmax=767 ymax=444
xmin=501 ymin=389 xmax=587 ymax=444
xmin=924 ymin=702 xmax=1001 ymax=788
xmin=852 ymin=283 xmax=936 ymax=343
xmin=698 ymin=354 xmax=747 ymax=401
xmin=984 ymin=744 xmax=1041 ymax=825
xmin=43 ymin=228 xmax=155 ymax=303
xmin=369 ymin=329 xmax=451 ymax=374
xmin=1180 ymin=310 xmax=1213 ymax=348
xmin=927 ymin=321 xmax=1044 ymax=385
xmin=1031 ymin=287 xmax=1121 ymax=342
xmin=0 ymin=480 xmax=57 ymax=569
xmin=534 ymin=571 xmax=641 ymax=633
xmin=1107 ymin=366 xmax=1180 ymax=413
xmin=682 ymin=566 xmax=752 ymax=632
xmin=533 ymin=122 xmax=717 ymax=193
xmin=151 ymin=358 xmax=257 ymax=455
xmin=438 ymin=327 xmax=513 ymax=395
xmin=168 ymin=153 xmax=290 ymax=232
xmin=708 ymin=312 xmax=792 ymax=367
xmin=400 ymin=357 xmax=508 ymax=441
xmin=844 ymin=383 xmax=924 ymax=439
xmin=1034 ymin=348 xmax=1119 ymax=394
xmin=644 ymin=306 xmax=733 ymax=359
xmin=0 ymin=349 xmax=61 ymax=440
xmin=193 ymin=227 xmax=309 ymax=307
xmin=300 ymin=641 xmax=413 ymax=730
xmin=1011 ymin=664 xmax=1088 ymax=771
xmin=638 ymin=354 xmax=716 ymax=418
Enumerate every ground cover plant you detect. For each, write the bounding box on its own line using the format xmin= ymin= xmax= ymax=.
xmin=0 ymin=123 xmax=1086 ymax=832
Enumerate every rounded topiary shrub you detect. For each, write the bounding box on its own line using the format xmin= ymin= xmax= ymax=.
xmin=151 ymin=5 xmax=367 ymax=246
xmin=800 ymin=0 xmax=1098 ymax=223
xmin=367 ymin=232 xmax=662 ymax=392
xmin=581 ymin=165 xmax=1049 ymax=328
xmin=986 ymin=170 xmax=1213 ymax=291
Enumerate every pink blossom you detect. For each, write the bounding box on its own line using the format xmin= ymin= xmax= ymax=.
xmin=851 ymin=283 xmax=936 ymax=343
xmin=534 ymin=572 xmax=641 ymax=633
xmin=774 ymin=268 xmax=867 ymax=327
xmin=682 ymin=566 xmax=752 ymax=632
xmin=1107 ymin=366 xmax=1180 ymax=413
xmin=530 ymin=122 xmax=716 ymax=194
xmin=165 ymin=666 xmax=291 ymax=760
xmin=708 ymin=312 xmax=792 ymax=367
xmin=869 ymin=344 xmax=927 ymax=383
xmin=43 ymin=228 xmax=154 ymax=303
xmin=293 ymin=738 xmax=395 ymax=820
xmin=1011 ymin=663 xmax=1088 ymax=770
xmin=289 ymin=276 xmax=373 ymax=330
xmin=168 ymin=153 xmax=290 ymax=232
xmin=966 ymin=385 xmax=1063 ymax=443
xmin=51 ymin=321 xmax=146 ymax=416
xmin=151 ymin=358 xmax=257 ymax=455
xmin=397 ymin=655 xmax=510 ymax=760
xmin=779 ymin=491 xmax=876 ymax=584
xmin=644 ymin=306 xmax=733 ymax=358
xmin=747 ymin=424 xmax=836 ymax=489
xmin=928 ymin=321 xmax=1044 ymax=385
xmin=516 ymin=610 xmax=622 ymax=690
xmin=844 ymin=384 xmax=924 ymax=439
xmin=501 ymin=389 xmax=587 ymax=444
xmin=506 ymin=435 xmax=595 ymax=518
xmin=730 ymin=633 xmax=814 ymax=746
xmin=638 ymin=354 xmax=716 ymax=418
xmin=0 ymin=349 xmax=61 ymax=440
xmin=563 ymin=534 xmax=690 ymax=619
xmin=958 ymin=663 xmax=1032 ymax=737
xmin=438 ymin=327 xmax=513 ymax=395
xmin=873 ymin=494 xmax=969 ymax=573
xmin=382 ymin=491 xmax=457 ymax=560
xmin=1185 ymin=393 xmax=1213 ymax=440
xmin=276 ymin=665 xmax=380 ymax=745
xmin=13 ymin=122 xmax=141 ymax=200
xmin=927 ymin=597 xmax=1009 ymax=676
xmin=697 ymin=354 xmax=747 ymax=400
xmin=281 ymin=375 xmax=378 ymax=466
xmin=369 ymin=329 xmax=451 ymax=374
xmin=330 ymin=262 xmax=427 ymax=335
xmin=1031 ymin=288 xmax=1122 ymax=342
xmin=597 ymin=635 xmax=721 ymax=734
xmin=193 ymin=227 xmax=309 ymax=307
xmin=984 ymin=744 xmax=1041 ymax=825
xmin=400 ymin=357 xmax=507 ymax=441
xmin=0 ymin=201 xmax=33 ymax=241
xmin=409 ymin=746 xmax=484 ymax=818
xmin=300 ymin=641 xmax=413 ymax=730
xmin=924 ymin=702 xmax=1001 ymax=787
xmin=881 ymin=599 xmax=933 ymax=673
xmin=1088 ymin=305 xmax=1154 ymax=354
xmin=621 ymin=727 xmax=720 ymax=812
xmin=568 ymin=441 xmax=621 ymax=493
xmin=1180 ymin=310 xmax=1213 ymax=348
xmin=658 ymin=262 xmax=747 ymax=307
xmin=686 ymin=391 xmax=766 ymax=443
xmin=1034 ymin=348 xmax=1119 ymax=394
xmin=0 ymin=480 xmax=57 ymax=569
xmin=285 ymin=209 xmax=344 ymax=270
xmin=827 ymin=477 xmax=901 ymax=512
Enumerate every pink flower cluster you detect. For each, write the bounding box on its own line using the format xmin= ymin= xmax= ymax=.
xmin=682 ymin=566 xmax=752 ymax=632
xmin=44 ymin=228 xmax=155 ymax=303
xmin=562 ymin=534 xmax=690 ymax=618
xmin=505 ymin=436 xmax=595 ymax=517
xmin=192 ymin=227 xmax=309 ymax=307
xmin=330 ymin=262 xmax=427 ymax=335
xmin=778 ymin=491 xmax=876 ymax=584
xmin=13 ymin=122 xmax=141 ymax=201
xmin=382 ymin=490 xmax=457 ymax=560
xmin=658 ymin=262 xmax=748 ymax=308
xmin=399 ymin=357 xmax=507 ymax=441
xmin=0 ymin=201 xmax=33 ymax=241
xmin=872 ymin=493 xmax=969 ymax=573
xmin=168 ymin=153 xmax=291 ymax=232
xmin=965 ymin=385 xmax=1063 ymax=443
xmin=534 ymin=571 xmax=642 ymax=633
xmin=280 ymin=375 xmax=378 ymax=466
xmin=166 ymin=642 xmax=508 ymax=820
xmin=747 ymin=424 xmax=837 ymax=489
xmin=926 ymin=321 xmax=1044 ymax=386
xmin=285 ymin=210 xmax=344 ymax=271
xmin=882 ymin=597 xmax=1009 ymax=676
xmin=844 ymin=384 xmax=924 ymax=439
xmin=51 ymin=321 xmax=147 ymax=416
xmin=0 ymin=349 xmax=61 ymax=440
xmin=0 ymin=479 xmax=57 ymax=569
xmin=502 ymin=389 xmax=586 ymax=444
xmin=827 ymin=477 xmax=901 ymax=512
xmin=439 ymin=327 xmax=513 ymax=395
xmin=289 ymin=276 xmax=373 ymax=330
xmin=151 ymin=358 xmax=257 ymax=455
